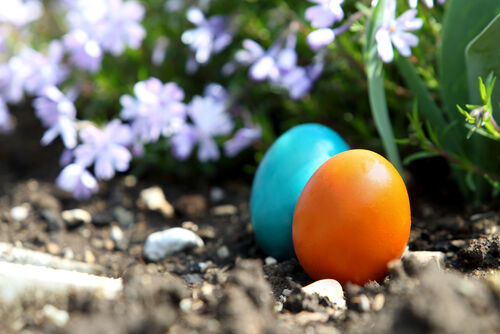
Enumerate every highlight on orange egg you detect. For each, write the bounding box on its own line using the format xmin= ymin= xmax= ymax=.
xmin=292 ymin=149 xmax=411 ymax=285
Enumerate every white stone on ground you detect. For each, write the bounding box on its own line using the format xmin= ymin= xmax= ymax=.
xmin=302 ymin=279 xmax=346 ymax=309
xmin=143 ymin=227 xmax=204 ymax=261
xmin=42 ymin=304 xmax=69 ymax=327
xmin=10 ymin=204 xmax=30 ymax=222
xmin=402 ymin=250 xmax=445 ymax=270
xmin=61 ymin=209 xmax=92 ymax=226
xmin=138 ymin=186 xmax=174 ymax=218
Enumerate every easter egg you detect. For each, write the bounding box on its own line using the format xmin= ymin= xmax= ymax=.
xmin=292 ymin=149 xmax=411 ymax=285
xmin=250 ymin=123 xmax=349 ymax=260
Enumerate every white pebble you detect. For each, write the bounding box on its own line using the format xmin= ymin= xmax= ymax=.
xmin=211 ymin=205 xmax=238 ymax=216
xmin=302 ymin=279 xmax=346 ymax=309
xmin=217 ymin=245 xmax=230 ymax=259
xmin=402 ymin=251 xmax=445 ymax=270
xmin=209 ymin=187 xmax=225 ymax=202
xmin=143 ymin=227 xmax=204 ymax=262
xmin=109 ymin=225 xmax=124 ymax=243
xmin=138 ymin=186 xmax=174 ymax=218
xmin=42 ymin=304 xmax=69 ymax=327
xmin=62 ymin=209 xmax=92 ymax=226
xmin=10 ymin=205 xmax=30 ymax=222
xmin=265 ymin=257 xmax=277 ymax=265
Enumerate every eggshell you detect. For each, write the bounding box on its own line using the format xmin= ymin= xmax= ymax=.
xmin=292 ymin=149 xmax=411 ymax=284
xmin=250 ymin=123 xmax=349 ymax=259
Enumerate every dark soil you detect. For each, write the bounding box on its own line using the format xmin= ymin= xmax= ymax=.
xmin=0 ymin=116 xmax=499 ymax=334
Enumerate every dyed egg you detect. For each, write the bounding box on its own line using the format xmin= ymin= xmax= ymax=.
xmin=250 ymin=123 xmax=349 ymax=260
xmin=293 ymin=149 xmax=411 ymax=285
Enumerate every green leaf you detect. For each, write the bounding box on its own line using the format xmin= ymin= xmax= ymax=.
xmin=396 ymin=57 xmax=460 ymax=153
xmin=466 ymin=13 xmax=500 ymax=114
xmin=440 ymin=1 xmax=500 ymax=121
xmin=403 ymin=151 xmax=439 ymax=165
xmin=363 ymin=0 xmax=402 ymax=173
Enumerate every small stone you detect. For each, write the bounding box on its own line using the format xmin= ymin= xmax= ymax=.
xmin=112 ymin=207 xmax=134 ymax=229
xmin=46 ymin=242 xmax=61 ymax=255
xmin=181 ymin=221 xmax=199 ymax=232
xmin=198 ymin=261 xmax=215 ymax=273
xmin=92 ymin=211 xmax=113 ymax=226
xmin=179 ymin=298 xmax=193 ymax=312
xmin=80 ymin=228 xmax=92 ymax=239
xmin=372 ymin=293 xmax=385 ymax=311
xmin=137 ymin=186 xmax=174 ymax=219
xmin=143 ymin=227 xmax=204 ymax=262
xmin=402 ymin=251 xmax=445 ymax=273
xmin=41 ymin=210 xmax=63 ymax=232
xmin=62 ymin=209 xmax=92 ymax=228
xmin=282 ymin=288 xmax=292 ymax=296
xmin=104 ymin=239 xmax=115 ymax=251
xmin=217 ymin=245 xmax=230 ymax=259
xmin=42 ymin=304 xmax=69 ymax=327
xmin=91 ymin=238 xmax=104 ymax=249
xmin=110 ymin=225 xmax=127 ymax=250
xmin=302 ymin=279 xmax=346 ymax=308
xmin=209 ymin=187 xmax=225 ymax=202
xmin=63 ymin=248 xmax=74 ymax=260
xmin=84 ymin=250 xmax=96 ymax=264
xmin=265 ymin=257 xmax=277 ymax=265
xmin=450 ymin=239 xmax=466 ymax=248
xmin=174 ymin=195 xmax=207 ymax=218
xmin=211 ymin=204 xmax=238 ymax=216
xmin=10 ymin=204 xmax=30 ymax=222
xmin=351 ymin=294 xmax=370 ymax=312
xmin=123 ymin=175 xmax=137 ymax=187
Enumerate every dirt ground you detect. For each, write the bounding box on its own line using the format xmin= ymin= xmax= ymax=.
xmin=0 ymin=111 xmax=499 ymax=334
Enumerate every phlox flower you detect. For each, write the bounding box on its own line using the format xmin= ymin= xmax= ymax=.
xmin=305 ymin=0 xmax=344 ymax=28
xmin=375 ymin=0 xmax=423 ymax=63
xmin=63 ymin=29 xmax=103 ymax=73
xmin=74 ymin=120 xmax=133 ymax=180
xmin=281 ymin=61 xmax=324 ymax=100
xmin=181 ymin=7 xmax=233 ymax=67
xmin=120 ymin=78 xmax=186 ymax=143
xmin=171 ymin=94 xmax=233 ymax=162
xmin=33 ymin=86 xmax=77 ymax=149
xmin=56 ymin=163 xmax=98 ymax=199
xmin=0 ymin=0 xmax=43 ymax=27
xmin=224 ymin=125 xmax=261 ymax=157
xmin=307 ymin=28 xmax=335 ymax=51
xmin=235 ymin=39 xmax=282 ymax=82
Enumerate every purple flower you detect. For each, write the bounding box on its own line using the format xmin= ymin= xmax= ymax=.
xmin=33 ymin=86 xmax=77 ymax=148
xmin=74 ymin=120 xmax=132 ymax=180
xmin=181 ymin=7 xmax=233 ymax=66
xmin=56 ymin=163 xmax=98 ymax=199
xmin=408 ymin=0 xmax=446 ymax=8
xmin=0 ymin=97 xmax=13 ymax=133
xmin=235 ymin=39 xmax=281 ymax=82
xmin=66 ymin=0 xmax=146 ymax=56
xmin=204 ymin=83 xmax=229 ymax=104
xmin=305 ymin=0 xmax=344 ymax=29
xmin=224 ymin=125 xmax=261 ymax=157
xmin=63 ymin=29 xmax=103 ymax=73
xmin=0 ymin=0 xmax=43 ymax=26
xmin=171 ymin=95 xmax=233 ymax=162
xmin=17 ymin=41 xmax=68 ymax=95
xmin=151 ymin=36 xmax=168 ymax=66
xmin=0 ymin=62 xmax=25 ymax=104
xmin=281 ymin=61 xmax=324 ymax=100
xmin=307 ymin=28 xmax=335 ymax=50
xmin=375 ymin=0 xmax=423 ymax=63
xmin=120 ymin=78 xmax=186 ymax=143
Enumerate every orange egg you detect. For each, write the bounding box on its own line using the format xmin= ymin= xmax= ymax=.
xmin=292 ymin=149 xmax=411 ymax=285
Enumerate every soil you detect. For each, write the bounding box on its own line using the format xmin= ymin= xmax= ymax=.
xmin=0 ymin=112 xmax=499 ymax=333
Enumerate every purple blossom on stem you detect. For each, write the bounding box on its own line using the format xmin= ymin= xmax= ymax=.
xmin=56 ymin=163 xmax=98 ymax=199
xmin=305 ymin=0 xmax=344 ymax=28
xmin=120 ymin=78 xmax=187 ymax=143
xmin=63 ymin=29 xmax=103 ymax=73
xmin=224 ymin=125 xmax=261 ymax=157
xmin=307 ymin=28 xmax=335 ymax=51
xmin=375 ymin=0 xmax=423 ymax=63
xmin=33 ymin=86 xmax=77 ymax=149
xmin=0 ymin=62 xmax=25 ymax=104
xmin=0 ymin=0 xmax=43 ymax=27
xmin=0 ymin=97 xmax=13 ymax=133
xmin=281 ymin=61 xmax=324 ymax=100
xmin=181 ymin=7 xmax=233 ymax=67
xmin=171 ymin=94 xmax=233 ymax=162
xmin=235 ymin=39 xmax=281 ymax=82
xmin=74 ymin=120 xmax=133 ymax=180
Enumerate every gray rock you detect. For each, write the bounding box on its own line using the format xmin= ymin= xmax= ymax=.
xmin=402 ymin=250 xmax=445 ymax=274
xmin=112 ymin=207 xmax=134 ymax=228
xmin=137 ymin=186 xmax=174 ymax=219
xmin=143 ymin=227 xmax=204 ymax=262
xmin=209 ymin=187 xmax=225 ymax=202
xmin=62 ymin=208 xmax=92 ymax=228
xmin=41 ymin=210 xmax=63 ymax=232
xmin=110 ymin=225 xmax=128 ymax=250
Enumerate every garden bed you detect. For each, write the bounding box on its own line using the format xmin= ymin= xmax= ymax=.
xmin=0 ymin=133 xmax=498 ymax=334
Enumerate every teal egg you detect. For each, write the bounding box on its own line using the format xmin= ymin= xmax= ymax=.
xmin=250 ymin=123 xmax=349 ymax=260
